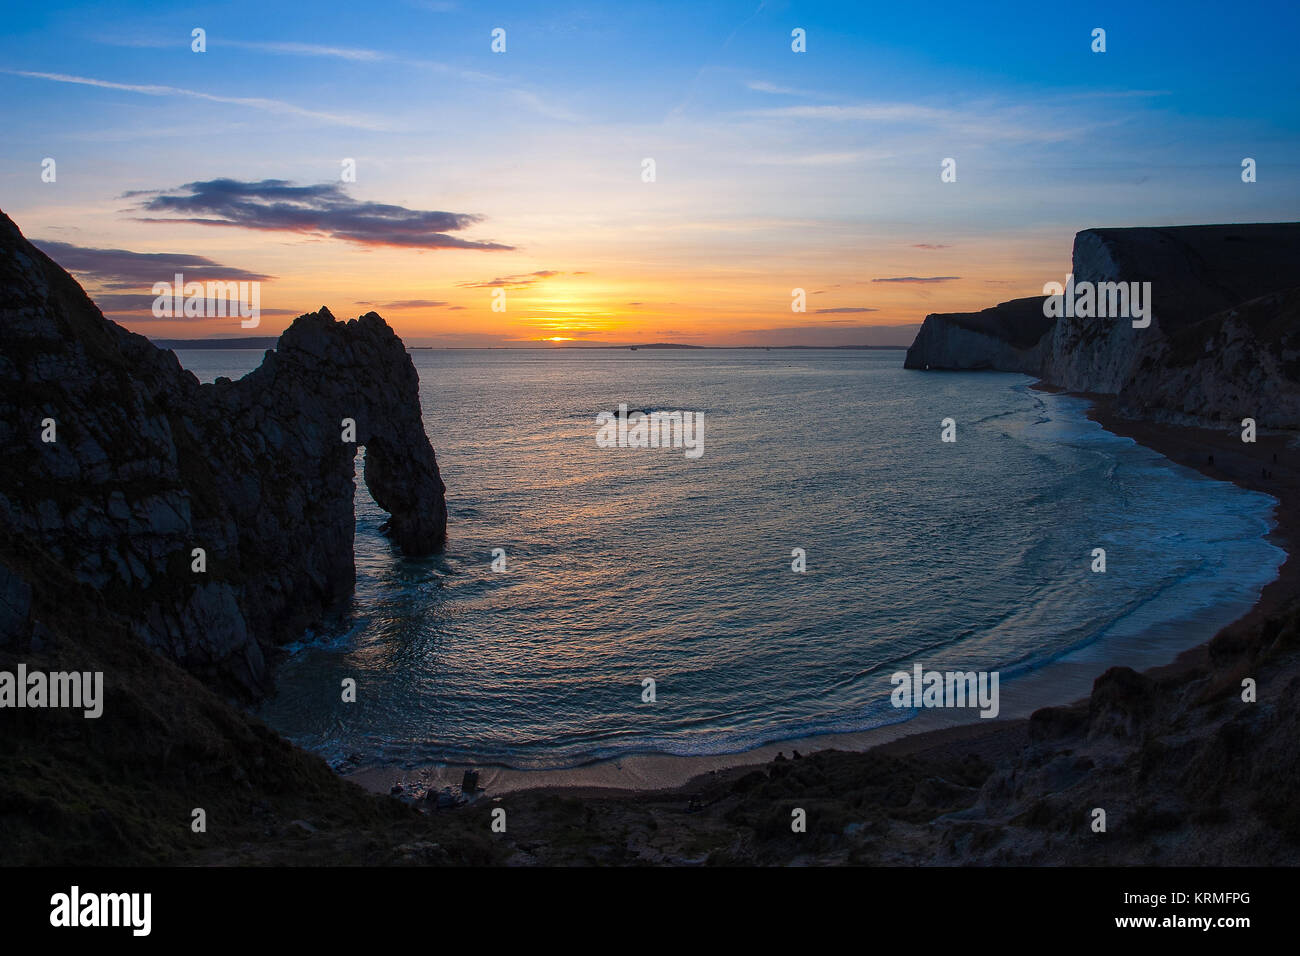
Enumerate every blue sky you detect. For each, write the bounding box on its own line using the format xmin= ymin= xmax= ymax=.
xmin=2 ymin=0 xmax=1297 ymax=344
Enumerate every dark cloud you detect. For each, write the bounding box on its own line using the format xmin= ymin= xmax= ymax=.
xmin=126 ymin=179 xmax=513 ymax=251
xmin=911 ymin=243 xmax=950 ymax=250
xmin=381 ymin=299 xmax=450 ymax=309
xmin=458 ymin=270 xmax=563 ymax=289
xmin=33 ymin=239 xmax=271 ymax=289
xmin=813 ymin=307 xmax=878 ymax=314
xmin=871 ymin=276 xmax=961 ymax=283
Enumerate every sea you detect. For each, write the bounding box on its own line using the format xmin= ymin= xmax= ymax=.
xmin=174 ymin=348 xmax=1284 ymax=771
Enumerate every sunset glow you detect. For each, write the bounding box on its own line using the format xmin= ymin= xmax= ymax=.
xmin=3 ymin=2 xmax=1296 ymax=346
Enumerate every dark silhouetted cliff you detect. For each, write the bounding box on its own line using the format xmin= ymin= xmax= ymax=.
xmin=0 ymin=209 xmax=446 ymax=697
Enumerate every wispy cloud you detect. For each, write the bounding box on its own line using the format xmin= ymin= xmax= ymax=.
xmin=813 ymin=307 xmax=878 ymax=314
xmin=5 ymin=70 xmax=385 ymax=129
xmin=32 ymin=240 xmax=272 ymax=288
xmin=90 ymin=33 xmax=499 ymax=83
xmin=222 ymin=38 xmax=497 ymax=81
xmin=872 ymin=276 xmax=961 ymax=283
xmin=125 ymin=179 xmax=513 ymax=251
xmin=738 ymin=98 xmax=1115 ymax=144
xmin=458 ymin=271 xmax=567 ymax=289
xmin=746 ymin=103 xmax=951 ymax=123
xmin=227 ymin=40 xmax=388 ymax=61
xmin=746 ymin=80 xmax=810 ymax=96
xmin=749 ymin=149 xmax=892 ymax=166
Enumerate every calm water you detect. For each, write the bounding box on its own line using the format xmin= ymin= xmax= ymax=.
xmin=177 ymin=348 xmax=1283 ymax=770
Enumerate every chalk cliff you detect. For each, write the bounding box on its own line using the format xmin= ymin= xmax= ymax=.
xmin=906 ymin=222 xmax=1300 ymax=427
xmin=1119 ymin=286 xmax=1300 ymax=429
xmin=0 ymin=209 xmax=446 ymax=696
xmin=903 ymin=296 xmax=1051 ymax=373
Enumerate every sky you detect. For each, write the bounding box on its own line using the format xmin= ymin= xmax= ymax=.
xmin=2 ymin=0 xmax=1298 ymax=346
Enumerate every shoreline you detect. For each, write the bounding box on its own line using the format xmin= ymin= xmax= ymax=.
xmin=350 ymin=386 xmax=1297 ymax=803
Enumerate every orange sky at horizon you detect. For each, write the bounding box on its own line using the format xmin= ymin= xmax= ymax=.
xmin=77 ymin=225 xmax=1072 ymax=347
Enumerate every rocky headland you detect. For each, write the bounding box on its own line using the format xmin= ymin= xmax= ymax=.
xmin=1 ymin=208 xmax=446 ymax=697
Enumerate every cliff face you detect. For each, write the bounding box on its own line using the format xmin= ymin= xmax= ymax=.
xmin=1042 ymin=224 xmax=1300 ymax=395
xmin=1119 ymin=287 xmax=1300 ymax=429
xmin=903 ymin=296 xmax=1051 ymax=373
xmin=0 ymin=209 xmax=446 ymax=696
xmin=906 ymin=222 xmax=1300 ymax=427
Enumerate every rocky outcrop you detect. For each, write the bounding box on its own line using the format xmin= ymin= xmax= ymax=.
xmin=0 ymin=209 xmax=446 ymax=696
xmin=903 ymin=296 xmax=1051 ymax=372
xmin=906 ymin=222 xmax=1300 ymax=427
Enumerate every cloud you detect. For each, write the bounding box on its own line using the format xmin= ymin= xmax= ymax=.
xmin=457 ymin=270 xmax=565 ymax=289
xmin=747 ymin=103 xmax=950 ymax=123
xmin=912 ymin=243 xmax=950 ymax=250
xmin=738 ymin=98 xmax=1111 ymax=144
xmin=91 ymin=33 xmax=498 ymax=83
xmin=813 ymin=307 xmax=878 ymax=314
xmin=380 ymin=299 xmax=451 ymax=308
xmin=88 ymin=293 xmax=297 ymax=318
xmin=747 ymin=80 xmax=806 ymax=96
xmin=32 ymin=240 xmax=272 ymax=289
xmin=223 ymin=38 xmax=497 ymax=82
xmin=225 ymin=40 xmax=388 ymax=62
xmin=126 ymin=179 xmax=513 ymax=251
xmin=5 ymin=70 xmax=383 ymax=129
xmin=872 ymin=276 xmax=961 ymax=283
xmin=749 ymin=149 xmax=892 ymax=166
